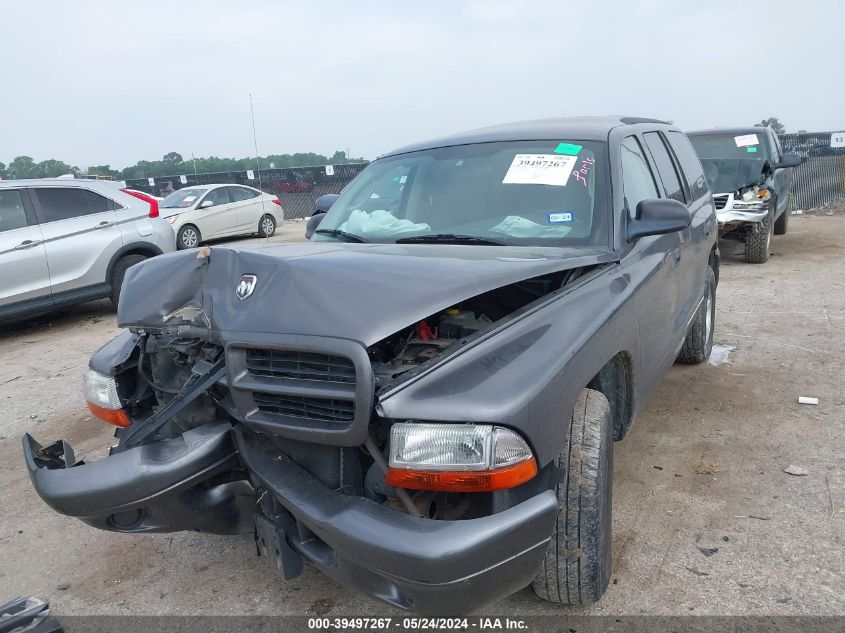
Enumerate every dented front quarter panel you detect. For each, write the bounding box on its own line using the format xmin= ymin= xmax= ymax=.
xmin=378 ymin=262 xmax=640 ymax=467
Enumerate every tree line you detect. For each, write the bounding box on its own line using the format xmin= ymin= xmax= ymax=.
xmin=0 ymin=150 xmax=366 ymax=181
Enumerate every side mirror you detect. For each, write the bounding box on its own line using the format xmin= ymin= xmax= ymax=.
xmin=315 ymin=194 xmax=339 ymax=214
xmin=627 ymin=198 xmax=691 ymax=242
xmin=305 ymin=213 xmax=326 ymax=240
xmin=199 ymin=200 xmax=214 ymax=209
xmin=776 ymin=153 xmax=802 ymax=169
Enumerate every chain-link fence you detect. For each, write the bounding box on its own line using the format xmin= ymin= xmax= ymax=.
xmin=124 ymin=162 xmax=369 ymax=219
xmin=779 ymin=131 xmax=845 ymax=209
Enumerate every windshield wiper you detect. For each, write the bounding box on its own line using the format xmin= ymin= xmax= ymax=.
xmin=395 ymin=233 xmax=506 ymax=246
xmin=314 ymin=228 xmax=368 ymax=243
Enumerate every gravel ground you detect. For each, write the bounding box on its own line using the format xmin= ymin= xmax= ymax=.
xmin=0 ymin=215 xmax=842 ymax=616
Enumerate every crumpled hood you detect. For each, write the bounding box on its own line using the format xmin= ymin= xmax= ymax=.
xmin=118 ymin=242 xmax=617 ymax=346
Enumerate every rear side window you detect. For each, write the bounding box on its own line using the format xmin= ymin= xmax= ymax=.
xmin=83 ymin=189 xmax=118 ymax=212
xmin=643 ymin=132 xmax=685 ymax=203
xmin=621 ymin=136 xmax=659 ymax=218
xmin=0 ymin=190 xmax=29 ymax=233
xmin=667 ymin=131 xmax=709 ymax=201
xmin=228 ymin=186 xmax=259 ymax=202
xmin=34 ymin=188 xmax=110 ymax=223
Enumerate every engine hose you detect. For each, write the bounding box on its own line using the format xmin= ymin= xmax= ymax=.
xmin=364 ymin=433 xmax=421 ymax=517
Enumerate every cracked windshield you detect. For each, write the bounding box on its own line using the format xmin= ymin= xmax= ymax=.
xmin=313 ymin=140 xmax=608 ymax=245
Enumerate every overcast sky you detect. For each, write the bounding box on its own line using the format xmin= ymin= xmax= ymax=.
xmin=2 ymin=0 xmax=843 ymax=168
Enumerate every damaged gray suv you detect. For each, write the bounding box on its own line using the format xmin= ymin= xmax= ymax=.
xmin=24 ymin=117 xmax=718 ymax=613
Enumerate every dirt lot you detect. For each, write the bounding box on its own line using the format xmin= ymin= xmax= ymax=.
xmin=0 ymin=215 xmax=842 ymax=616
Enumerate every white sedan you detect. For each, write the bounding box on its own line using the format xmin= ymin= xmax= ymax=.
xmin=159 ymin=184 xmax=282 ymax=249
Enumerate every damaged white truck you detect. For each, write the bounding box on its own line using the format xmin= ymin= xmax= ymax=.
xmin=688 ymin=127 xmax=802 ymax=263
xmin=23 ymin=117 xmax=718 ymax=613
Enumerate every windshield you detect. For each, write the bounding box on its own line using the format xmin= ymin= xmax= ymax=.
xmin=160 ymin=188 xmax=207 ymax=208
xmin=689 ymin=132 xmax=773 ymax=193
xmin=313 ymin=140 xmax=609 ymax=246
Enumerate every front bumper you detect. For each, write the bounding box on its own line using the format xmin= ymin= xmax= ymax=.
xmin=236 ymin=429 xmax=559 ymax=613
xmin=23 ymin=422 xmax=253 ymax=534
xmin=714 ymin=192 xmax=769 ymax=227
xmin=23 ymin=421 xmax=559 ymax=613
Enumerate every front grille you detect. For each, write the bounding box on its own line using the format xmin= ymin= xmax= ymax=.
xmin=713 ymin=194 xmax=729 ymax=210
xmin=227 ymin=338 xmax=373 ymax=445
xmin=253 ymin=392 xmax=355 ymax=423
xmin=245 ymin=349 xmax=356 ymax=384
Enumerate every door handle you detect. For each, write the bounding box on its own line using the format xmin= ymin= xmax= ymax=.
xmin=672 ymin=247 xmax=682 ymax=265
xmin=14 ymin=240 xmax=42 ymax=250
xmin=95 ymin=221 xmax=115 ymax=229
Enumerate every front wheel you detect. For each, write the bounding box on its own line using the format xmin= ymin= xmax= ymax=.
xmin=177 ymin=225 xmax=201 ymax=250
xmin=532 ymin=388 xmax=613 ymax=605
xmin=744 ymin=209 xmax=772 ymax=263
xmin=677 ymin=266 xmax=716 ymax=364
xmin=258 ymin=214 xmax=276 ymax=238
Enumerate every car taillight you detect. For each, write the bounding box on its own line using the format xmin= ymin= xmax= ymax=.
xmin=82 ymin=369 xmax=131 ymax=428
xmin=385 ymin=423 xmax=537 ymax=492
xmin=271 ymin=197 xmax=282 ymax=206
xmin=122 ymin=189 xmax=159 ymax=218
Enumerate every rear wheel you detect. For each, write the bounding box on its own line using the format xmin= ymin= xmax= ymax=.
xmin=110 ymin=254 xmax=147 ymax=306
xmin=258 ymin=214 xmax=276 ymax=238
xmin=177 ymin=225 xmax=201 ymax=250
xmin=677 ymin=266 xmax=716 ymax=364
xmin=532 ymin=388 xmax=613 ymax=605
xmin=773 ymin=204 xmax=789 ymax=235
xmin=744 ymin=208 xmax=773 ymax=263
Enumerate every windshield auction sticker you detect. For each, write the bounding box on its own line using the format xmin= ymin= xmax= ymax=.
xmin=503 ymin=154 xmax=577 ymax=186
xmin=734 ymin=133 xmax=760 ymax=147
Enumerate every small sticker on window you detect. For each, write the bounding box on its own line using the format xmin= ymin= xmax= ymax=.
xmin=183 ymin=195 xmax=197 ymax=203
xmin=554 ymin=143 xmax=582 ymax=155
xmin=746 ymin=146 xmax=758 ymax=153
xmin=503 ymin=154 xmax=577 ymax=187
xmin=548 ymin=211 xmax=574 ymax=224
xmin=734 ymin=133 xmax=759 ymax=147
xmin=399 ymin=175 xmax=407 ymax=184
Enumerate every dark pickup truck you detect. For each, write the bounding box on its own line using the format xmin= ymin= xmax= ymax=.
xmin=689 ymin=126 xmax=802 ymax=263
xmin=24 ymin=117 xmax=718 ymax=613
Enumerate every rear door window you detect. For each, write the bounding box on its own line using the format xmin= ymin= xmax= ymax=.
xmin=0 ymin=190 xmax=30 ymax=232
xmin=33 ymin=187 xmax=104 ymax=223
xmin=667 ymin=131 xmax=710 ymax=201
xmin=621 ymin=136 xmax=660 ymax=218
xmin=643 ymin=132 xmax=685 ymax=203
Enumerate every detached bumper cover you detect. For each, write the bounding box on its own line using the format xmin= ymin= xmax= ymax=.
xmin=23 ymin=422 xmax=253 ymax=534
xmin=236 ymin=429 xmax=559 ymax=613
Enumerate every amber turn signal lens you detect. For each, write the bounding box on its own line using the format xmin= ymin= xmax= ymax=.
xmin=385 ymin=457 xmax=537 ymax=493
xmin=87 ymin=401 xmax=131 ymax=428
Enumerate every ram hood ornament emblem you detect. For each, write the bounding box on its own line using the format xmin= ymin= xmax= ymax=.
xmin=236 ymin=274 xmax=257 ymax=301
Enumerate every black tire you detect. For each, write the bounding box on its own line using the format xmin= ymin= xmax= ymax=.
xmin=677 ymin=266 xmax=716 ymax=364
xmin=773 ymin=204 xmax=789 ymax=235
xmin=744 ymin=208 xmax=772 ymax=263
xmin=177 ymin=224 xmax=201 ymax=250
xmin=532 ymin=388 xmax=613 ymax=605
xmin=110 ymin=254 xmax=147 ymax=306
xmin=258 ymin=214 xmax=276 ymax=238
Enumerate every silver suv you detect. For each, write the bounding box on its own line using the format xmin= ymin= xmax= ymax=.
xmin=0 ymin=178 xmax=176 ymax=322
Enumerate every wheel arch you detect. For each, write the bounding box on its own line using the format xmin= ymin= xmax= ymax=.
xmin=105 ymin=243 xmax=163 ymax=288
xmin=585 ymin=351 xmax=635 ymax=441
